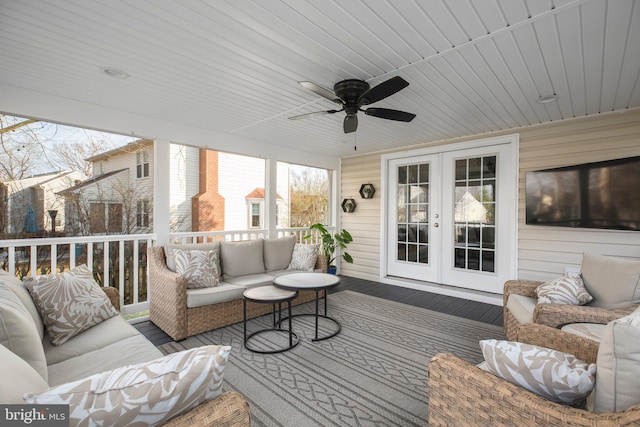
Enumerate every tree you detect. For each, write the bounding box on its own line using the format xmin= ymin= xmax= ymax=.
xmin=288 ymin=168 xmax=329 ymax=227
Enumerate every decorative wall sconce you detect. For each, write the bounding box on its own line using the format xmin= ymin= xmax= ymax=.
xmin=341 ymin=198 xmax=357 ymax=213
xmin=359 ymin=183 xmax=376 ymax=199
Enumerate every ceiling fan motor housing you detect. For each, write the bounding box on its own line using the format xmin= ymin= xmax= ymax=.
xmin=334 ymin=79 xmax=370 ymax=115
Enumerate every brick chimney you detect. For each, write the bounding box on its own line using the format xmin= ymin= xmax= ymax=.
xmin=191 ymin=149 xmax=225 ymax=231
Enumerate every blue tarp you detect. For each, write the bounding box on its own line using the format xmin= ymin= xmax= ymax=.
xmin=23 ymin=205 xmax=38 ymax=233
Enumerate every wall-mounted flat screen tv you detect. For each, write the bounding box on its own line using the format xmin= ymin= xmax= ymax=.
xmin=525 ymin=156 xmax=640 ymax=231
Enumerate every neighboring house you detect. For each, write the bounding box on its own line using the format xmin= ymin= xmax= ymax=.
xmin=1 ymin=170 xmax=86 ymax=236
xmin=245 ymin=188 xmax=285 ymax=229
xmin=60 ymin=140 xmax=290 ymax=235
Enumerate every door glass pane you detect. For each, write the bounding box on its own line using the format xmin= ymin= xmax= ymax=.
xmin=396 ymin=161 xmax=430 ymax=264
xmin=452 ymin=155 xmax=497 ymax=273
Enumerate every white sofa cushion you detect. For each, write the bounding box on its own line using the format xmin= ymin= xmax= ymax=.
xmin=480 ymin=339 xmax=596 ymax=405
xmin=0 ymin=281 xmax=48 ymax=381
xmin=186 ymin=284 xmax=245 ymax=308
xmin=24 ymin=265 xmax=118 ymax=346
xmin=223 ymin=273 xmax=274 ymax=288
xmin=165 ymin=242 xmax=220 ymax=273
xmin=26 ymin=345 xmax=231 ymax=427
xmin=0 ymin=344 xmax=48 ymax=403
xmin=174 ymin=249 xmax=221 ymax=288
xmin=220 ymin=240 xmax=265 ymax=279
xmin=0 ymin=270 xmax=44 ymax=339
xmin=505 ymin=294 xmax=537 ymax=324
xmin=263 ymin=236 xmax=296 ymax=271
xmin=43 ymin=315 xmax=143 ymax=366
xmin=47 ymin=335 xmax=163 ymax=386
xmin=580 ymin=252 xmax=640 ymax=309
xmin=560 ymin=323 xmax=606 ymax=343
xmin=593 ymin=306 xmax=640 ymax=412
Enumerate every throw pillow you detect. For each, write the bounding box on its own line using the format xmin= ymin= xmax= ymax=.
xmin=288 ymin=243 xmax=319 ymax=271
xmin=0 ymin=344 xmax=48 ymax=404
xmin=23 ymin=264 xmax=118 ymax=346
xmin=165 ymin=242 xmax=220 ymax=273
xmin=535 ymin=275 xmax=593 ymax=305
xmin=480 ymin=339 xmax=596 ymax=405
xmin=593 ymin=306 xmax=640 ymax=412
xmin=580 ymin=252 xmax=640 ymax=309
xmin=174 ymin=249 xmax=220 ymax=289
xmin=24 ymin=345 xmax=231 ymax=427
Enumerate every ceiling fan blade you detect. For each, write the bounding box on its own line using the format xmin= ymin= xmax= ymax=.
xmin=364 ymin=107 xmax=416 ymax=122
xmin=288 ymin=109 xmax=341 ymax=120
xmin=358 ymin=76 xmax=409 ymax=105
xmin=298 ymin=81 xmax=343 ymax=104
xmin=343 ymin=115 xmax=358 ymax=133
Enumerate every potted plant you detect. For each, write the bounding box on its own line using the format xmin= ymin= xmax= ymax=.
xmin=305 ymin=223 xmax=353 ymax=274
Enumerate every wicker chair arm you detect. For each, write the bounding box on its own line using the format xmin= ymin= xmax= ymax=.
xmin=428 ymin=353 xmax=640 ymax=426
xmin=101 ymin=286 xmax=120 ymax=311
xmin=503 ymin=279 xmax=543 ymax=306
xmin=161 ymin=391 xmax=251 ymax=427
xmin=534 ymin=303 xmax=640 ymax=329
xmin=516 ymin=323 xmax=599 ymax=364
xmin=148 ymin=246 xmax=189 ymax=341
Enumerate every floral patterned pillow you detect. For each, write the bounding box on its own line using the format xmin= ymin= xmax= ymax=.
xmin=174 ymin=249 xmax=220 ymax=289
xmin=288 ymin=243 xmax=319 ymax=271
xmin=23 ymin=265 xmax=118 ymax=346
xmin=480 ymin=339 xmax=596 ymax=405
xmin=535 ymin=274 xmax=593 ymax=305
xmin=24 ymin=345 xmax=231 ymax=426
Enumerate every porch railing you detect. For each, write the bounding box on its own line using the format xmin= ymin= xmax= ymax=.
xmin=0 ymin=227 xmax=334 ymax=316
xmin=0 ymin=234 xmax=155 ymax=315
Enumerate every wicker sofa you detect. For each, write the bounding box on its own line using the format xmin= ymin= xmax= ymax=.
xmin=0 ymin=269 xmax=251 ymax=426
xmin=149 ymin=236 xmax=321 ymax=341
xmin=428 ymin=323 xmax=640 ymax=427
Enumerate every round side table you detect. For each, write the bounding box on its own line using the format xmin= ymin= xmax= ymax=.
xmin=243 ymin=285 xmax=299 ymax=354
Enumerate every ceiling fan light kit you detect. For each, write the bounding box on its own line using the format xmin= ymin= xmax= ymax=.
xmin=290 ymin=76 xmax=416 ymax=133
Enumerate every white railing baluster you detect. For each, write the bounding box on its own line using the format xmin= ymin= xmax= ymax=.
xmin=119 ymin=240 xmax=125 ymax=308
xmin=69 ymin=243 xmax=76 ymax=269
xmin=133 ymin=239 xmax=139 ymax=306
xmin=103 ymin=242 xmax=109 ymax=288
xmin=30 ymin=245 xmax=37 ymax=277
xmin=8 ymin=247 xmax=15 ymax=276
xmin=51 ymin=244 xmax=57 ymax=273
xmin=87 ymin=242 xmax=93 ymax=271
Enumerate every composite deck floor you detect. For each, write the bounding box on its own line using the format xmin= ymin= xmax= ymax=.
xmin=134 ymin=275 xmax=504 ymax=346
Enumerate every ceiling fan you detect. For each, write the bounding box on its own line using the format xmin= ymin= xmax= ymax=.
xmin=289 ymin=76 xmax=416 ymax=133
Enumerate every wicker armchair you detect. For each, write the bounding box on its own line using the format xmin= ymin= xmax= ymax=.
xmin=428 ymin=324 xmax=640 ymax=427
xmin=503 ymin=279 xmax=639 ymax=340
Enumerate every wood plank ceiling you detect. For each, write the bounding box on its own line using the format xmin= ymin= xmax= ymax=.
xmin=0 ymin=0 xmax=638 ymax=157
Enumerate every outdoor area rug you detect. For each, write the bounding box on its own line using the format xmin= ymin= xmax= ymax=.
xmin=158 ymin=290 xmax=504 ymax=426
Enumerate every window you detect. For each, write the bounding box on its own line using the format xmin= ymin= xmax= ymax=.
xmin=250 ymin=203 xmax=260 ymax=228
xmin=136 ymin=151 xmax=149 ymax=178
xmin=108 ymin=203 xmax=123 ymax=233
xmin=90 ymin=203 xmax=106 ymax=233
xmin=136 ymin=200 xmax=150 ymax=227
xmin=278 ymin=162 xmax=329 ymax=227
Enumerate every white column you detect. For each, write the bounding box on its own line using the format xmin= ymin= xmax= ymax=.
xmin=265 ymin=158 xmax=278 ymax=238
xmin=153 ymin=139 xmax=171 ymax=246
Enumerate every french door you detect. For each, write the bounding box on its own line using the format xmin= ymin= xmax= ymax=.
xmin=385 ymin=140 xmax=516 ymax=294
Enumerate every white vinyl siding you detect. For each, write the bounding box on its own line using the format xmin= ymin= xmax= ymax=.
xmin=340 ymin=109 xmax=640 ymax=287
xmin=169 ymin=144 xmax=199 ymax=232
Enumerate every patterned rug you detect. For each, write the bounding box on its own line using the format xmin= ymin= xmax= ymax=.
xmin=158 ymin=290 xmax=504 ymax=426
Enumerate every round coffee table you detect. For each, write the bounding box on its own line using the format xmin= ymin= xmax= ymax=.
xmin=243 ymin=285 xmax=299 ymax=354
xmin=272 ymin=272 xmax=341 ymax=341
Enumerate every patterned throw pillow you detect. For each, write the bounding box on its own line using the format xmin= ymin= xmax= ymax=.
xmin=174 ymin=249 xmax=220 ymax=289
xmin=24 ymin=345 xmax=231 ymax=427
xmin=480 ymin=339 xmax=596 ymax=405
xmin=23 ymin=265 xmax=118 ymax=346
xmin=535 ymin=275 xmax=593 ymax=305
xmin=288 ymin=243 xmax=319 ymax=271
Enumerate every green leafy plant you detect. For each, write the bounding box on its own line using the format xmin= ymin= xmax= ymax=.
xmin=305 ymin=223 xmax=353 ymax=266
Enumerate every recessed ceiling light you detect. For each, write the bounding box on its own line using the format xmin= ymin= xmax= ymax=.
xmin=100 ymin=66 xmax=129 ymax=79
xmin=536 ymin=94 xmax=557 ymax=104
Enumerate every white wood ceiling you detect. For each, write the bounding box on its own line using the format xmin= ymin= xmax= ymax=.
xmin=1 ymin=0 xmax=638 ymax=158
